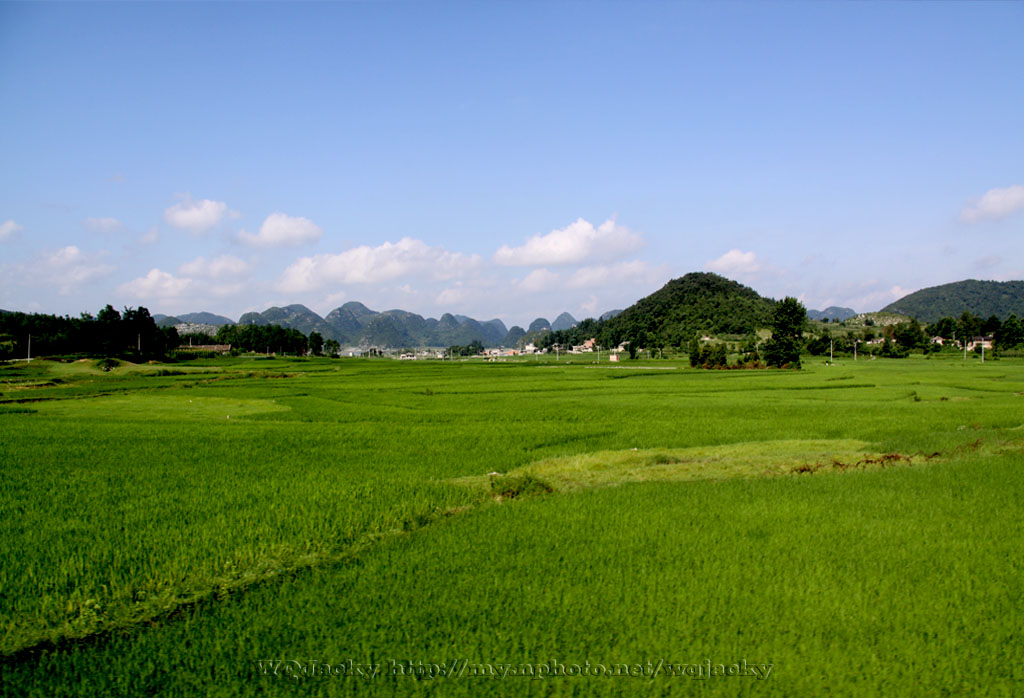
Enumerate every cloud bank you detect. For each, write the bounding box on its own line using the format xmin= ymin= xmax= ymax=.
xmin=494 ymin=218 xmax=642 ymax=267
xmin=277 ymin=238 xmax=481 ymax=293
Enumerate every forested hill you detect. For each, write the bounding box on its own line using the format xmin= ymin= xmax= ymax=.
xmin=601 ymin=272 xmax=776 ymax=347
xmin=881 ymin=280 xmax=1024 ymax=323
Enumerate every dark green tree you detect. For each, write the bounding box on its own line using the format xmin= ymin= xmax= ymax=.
xmin=96 ymin=304 xmax=123 ymax=355
xmin=687 ymin=334 xmax=701 ymax=367
xmin=308 ymin=331 xmax=324 ymax=356
xmin=763 ymin=297 xmax=806 ymax=368
xmin=995 ymin=315 xmax=1023 ymax=349
xmin=927 ymin=317 xmax=957 ymax=340
xmin=892 ymin=319 xmax=925 ymax=351
xmin=957 ymin=312 xmax=982 ymax=345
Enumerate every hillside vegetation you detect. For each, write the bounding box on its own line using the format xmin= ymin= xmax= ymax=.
xmin=882 ymin=279 xmax=1024 ymax=323
xmin=601 ymin=272 xmax=776 ymax=347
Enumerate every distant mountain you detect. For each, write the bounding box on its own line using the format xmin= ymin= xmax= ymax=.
xmin=808 ymin=306 xmax=856 ymax=322
xmin=881 ymin=280 xmax=1024 ymax=323
xmin=339 ymin=301 xmax=378 ymax=323
xmin=233 ymin=302 xmax=509 ymax=348
xmin=483 ymin=318 xmax=509 ymax=338
xmin=237 ymin=311 xmax=270 ymax=326
xmin=178 ymin=311 xmax=234 ymax=326
xmin=551 ymin=312 xmax=577 ymax=331
xmin=154 ymin=315 xmax=182 ymax=328
xmin=599 ymin=309 xmax=623 ymax=321
xmin=360 ymin=313 xmax=416 ymax=347
xmin=323 ymin=302 xmax=376 ymax=341
xmin=502 ymin=326 xmax=526 ymax=347
xmin=603 ymin=272 xmax=776 ymax=346
xmin=528 ymin=318 xmax=551 ymax=333
xmin=261 ymin=305 xmax=336 ymax=339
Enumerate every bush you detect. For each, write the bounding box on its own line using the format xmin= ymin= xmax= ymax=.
xmin=489 ymin=474 xmax=554 ymax=499
xmin=97 ymin=358 xmax=120 ymax=372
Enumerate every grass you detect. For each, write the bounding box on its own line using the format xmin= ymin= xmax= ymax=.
xmin=1 ymin=354 xmax=1023 ymax=695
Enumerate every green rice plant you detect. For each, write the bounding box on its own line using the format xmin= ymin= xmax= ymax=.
xmin=1 ymin=355 xmax=1022 ymax=696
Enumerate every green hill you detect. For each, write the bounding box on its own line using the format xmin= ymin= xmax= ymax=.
xmin=604 ymin=272 xmax=776 ymax=346
xmin=881 ymin=280 xmax=1024 ymax=323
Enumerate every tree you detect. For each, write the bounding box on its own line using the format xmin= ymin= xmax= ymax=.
xmin=763 ymin=297 xmax=806 ymax=368
xmin=805 ymin=331 xmax=831 ymax=357
xmin=324 ymin=338 xmax=341 ymax=357
xmin=927 ymin=317 xmax=957 ymax=340
xmin=995 ymin=315 xmax=1023 ymax=350
xmin=308 ymin=331 xmax=324 ymax=356
xmin=892 ymin=319 xmax=925 ymax=351
xmin=982 ymin=314 xmax=1003 ymax=336
xmin=957 ymin=311 xmax=982 ymax=345
xmin=122 ymin=306 xmax=164 ymax=355
xmin=687 ymin=335 xmax=701 ymax=367
xmin=96 ymin=304 xmax=123 ymax=355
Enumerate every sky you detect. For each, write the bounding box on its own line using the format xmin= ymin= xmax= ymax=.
xmin=1 ymin=1 xmax=1022 ymax=329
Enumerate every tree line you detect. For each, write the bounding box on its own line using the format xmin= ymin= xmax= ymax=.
xmin=0 ymin=305 xmax=177 ymax=360
xmin=0 ymin=306 xmax=325 ymax=360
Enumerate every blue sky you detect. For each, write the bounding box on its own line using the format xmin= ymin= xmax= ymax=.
xmin=1 ymin=1 xmax=1022 ymax=328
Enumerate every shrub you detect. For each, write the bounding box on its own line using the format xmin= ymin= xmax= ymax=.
xmin=97 ymin=357 xmax=120 ymax=372
xmin=490 ymin=474 xmax=554 ymax=499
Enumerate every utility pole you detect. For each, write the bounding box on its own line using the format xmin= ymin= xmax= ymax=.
xmin=27 ymin=334 xmax=31 ymax=363
xmin=830 ymin=338 xmax=834 ymax=365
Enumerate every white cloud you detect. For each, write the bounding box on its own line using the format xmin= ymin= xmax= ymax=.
xmin=0 ymin=219 xmax=23 ymax=241
xmin=85 ymin=217 xmax=124 ymax=233
xmin=960 ymin=185 xmax=1024 ymax=223
xmin=119 ymin=268 xmax=193 ymax=300
xmin=517 ymin=268 xmax=560 ymax=293
xmin=277 ymin=238 xmax=481 ymax=293
xmin=705 ymin=249 xmax=761 ymax=276
xmin=178 ymin=255 xmax=249 ymax=279
xmin=566 ymin=261 xmax=656 ymax=289
xmin=238 ymin=212 xmax=323 ymax=247
xmin=494 ymin=217 xmax=643 ymax=267
xmin=163 ymin=196 xmax=229 ymax=234
xmin=21 ymin=246 xmax=116 ymax=294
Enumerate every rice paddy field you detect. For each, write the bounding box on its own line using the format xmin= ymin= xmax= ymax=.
xmin=1 ymin=354 xmax=1023 ymax=696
